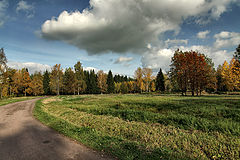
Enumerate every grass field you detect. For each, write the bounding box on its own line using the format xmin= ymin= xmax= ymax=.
xmin=0 ymin=97 xmax=36 ymax=106
xmin=34 ymin=94 xmax=240 ymax=160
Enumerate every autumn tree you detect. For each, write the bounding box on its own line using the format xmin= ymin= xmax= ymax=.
xmin=156 ymin=68 xmax=165 ymax=92
xmin=107 ymin=70 xmax=115 ymax=93
xmin=143 ymin=68 xmax=152 ymax=92
xmin=170 ymin=50 xmax=215 ymax=96
xmin=120 ymin=82 xmax=128 ymax=94
xmin=134 ymin=67 xmax=144 ymax=93
xmin=31 ymin=72 xmax=44 ymax=96
xmin=50 ymin=64 xmax=63 ymax=95
xmin=0 ymin=48 xmax=7 ymax=98
xmin=21 ymin=68 xmax=32 ymax=96
xmin=74 ymin=61 xmax=86 ymax=95
xmin=97 ymin=70 xmax=107 ymax=94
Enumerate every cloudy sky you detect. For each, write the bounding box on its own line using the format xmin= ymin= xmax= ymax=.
xmin=0 ymin=0 xmax=240 ymax=75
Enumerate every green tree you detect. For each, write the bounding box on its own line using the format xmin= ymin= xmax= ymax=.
xmin=43 ymin=70 xmax=51 ymax=95
xmin=74 ymin=61 xmax=86 ymax=95
xmin=107 ymin=70 xmax=115 ymax=93
xmin=156 ymin=68 xmax=165 ymax=92
xmin=89 ymin=70 xmax=99 ymax=94
xmin=234 ymin=44 xmax=240 ymax=62
xmin=63 ymin=67 xmax=76 ymax=94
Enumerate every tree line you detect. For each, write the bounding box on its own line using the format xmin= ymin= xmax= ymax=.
xmin=0 ymin=44 xmax=239 ymax=98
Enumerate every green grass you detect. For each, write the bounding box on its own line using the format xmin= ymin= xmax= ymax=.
xmin=34 ymin=94 xmax=240 ymax=160
xmin=0 ymin=97 xmax=36 ymax=106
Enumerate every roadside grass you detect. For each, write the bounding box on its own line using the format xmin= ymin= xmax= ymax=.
xmin=0 ymin=97 xmax=36 ymax=106
xmin=34 ymin=94 xmax=240 ymax=160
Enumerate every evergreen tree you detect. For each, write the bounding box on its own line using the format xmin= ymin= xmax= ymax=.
xmin=156 ymin=68 xmax=165 ymax=92
xmin=43 ymin=70 xmax=51 ymax=95
xmin=234 ymin=44 xmax=240 ymax=62
xmin=63 ymin=68 xmax=76 ymax=94
xmin=89 ymin=70 xmax=99 ymax=94
xmin=107 ymin=70 xmax=115 ymax=93
xmin=74 ymin=61 xmax=86 ymax=95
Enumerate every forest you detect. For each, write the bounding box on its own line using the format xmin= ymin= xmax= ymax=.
xmin=0 ymin=44 xmax=240 ymax=98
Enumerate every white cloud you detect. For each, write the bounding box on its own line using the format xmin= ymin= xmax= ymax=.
xmin=141 ymin=45 xmax=233 ymax=73
xmin=197 ymin=30 xmax=210 ymax=39
xmin=141 ymin=48 xmax=174 ymax=72
xmin=41 ymin=0 xmax=236 ymax=55
xmin=83 ymin=67 xmax=99 ymax=72
xmin=214 ymin=31 xmax=240 ymax=49
xmin=165 ymin=39 xmax=188 ymax=47
xmin=0 ymin=0 xmax=8 ymax=27
xmin=16 ymin=0 xmax=34 ymax=18
xmin=114 ymin=57 xmax=133 ymax=64
xmin=7 ymin=61 xmax=51 ymax=74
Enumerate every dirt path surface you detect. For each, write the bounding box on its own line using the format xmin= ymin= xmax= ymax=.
xmin=0 ymin=98 xmax=113 ymax=160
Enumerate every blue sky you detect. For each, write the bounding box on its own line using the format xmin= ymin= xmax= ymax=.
xmin=0 ymin=0 xmax=240 ymax=75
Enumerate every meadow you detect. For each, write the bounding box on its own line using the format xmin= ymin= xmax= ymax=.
xmin=34 ymin=94 xmax=240 ymax=160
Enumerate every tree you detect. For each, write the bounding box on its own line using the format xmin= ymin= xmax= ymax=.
xmin=74 ymin=61 xmax=86 ymax=95
xmin=97 ymin=70 xmax=107 ymax=94
xmin=22 ymin=68 xmax=32 ymax=96
xmin=63 ymin=67 xmax=76 ymax=94
xmin=156 ymin=68 xmax=165 ymax=92
xmin=50 ymin=64 xmax=63 ymax=95
xmin=31 ymin=72 xmax=44 ymax=96
xmin=143 ymin=68 xmax=152 ymax=92
xmin=234 ymin=44 xmax=240 ymax=62
xmin=43 ymin=70 xmax=51 ymax=95
xmin=170 ymin=50 xmax=215 ymax=96
xmin=120 ymin=82 xmax=128 ymax=94
xmin=0 ymin=48 xmax=7 ymax=99
xmin=134 ymin=67 xmax=144 ymax=93
xmin=230 ymin=58 xmax=240 ymax=90
xmin=107 ymin=70 xmax=115 ymax=93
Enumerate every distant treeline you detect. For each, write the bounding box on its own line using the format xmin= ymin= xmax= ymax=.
xmin=0 ymin=44 xmax=239 ymax=98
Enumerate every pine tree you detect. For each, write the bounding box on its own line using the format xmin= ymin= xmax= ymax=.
xmin=63 ymin=68 xmax=76 ymax=94
xmin=234 ymin=44 xmax=240 ymax=62
xmin=156 ymin=68 xmax=165 ymax=92
xmin=107 ymin=70 xmax=115 ymax=93
xmin=43 ymin=70 xmax=51 ymax=95
xmin=89 ymin=70 xmax=99 ymax=94
xmin=74 ymin=61 xmax=86 ymax=95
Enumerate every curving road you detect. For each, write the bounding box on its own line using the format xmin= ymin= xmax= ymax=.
xmin=0 ymin=98 xmax=112 ymax=160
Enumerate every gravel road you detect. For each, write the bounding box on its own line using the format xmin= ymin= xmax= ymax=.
xmin=0 ymin=98 xmax=112 ymax=160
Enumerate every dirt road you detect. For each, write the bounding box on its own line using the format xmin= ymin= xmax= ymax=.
xmin=0 ymin=98 xmax=112 ymax=160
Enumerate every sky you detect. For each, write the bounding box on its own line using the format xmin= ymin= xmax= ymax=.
xmin=0 ymin=0 xmax=240 ymax=76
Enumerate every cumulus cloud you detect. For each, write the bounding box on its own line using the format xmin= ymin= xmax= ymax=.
xmin=114 ymin=57 xmax=133 ymax=64
xmin=16 ymin=0 xmax=34 ymax=18
xmin=7 ymin=61 xmax=51 ymax=74
xmin=165 ymin=39 xmax=188 ymax=47
xmin=214 ymin=31 xmax=240 ymax=49
xmin=83 ymin=67 xmax=99 ymax=72
xmin=41 ymin=0 xmax=236 ymax=55
xmin=141 ymin=45 xmax=233 ymax=73
xmin=197 ymin=30 xmax=210 ymax=39
xmin=0 ymin=0 xmax=8 ymax=27
xmin=141 ymin=48 xmax=174 ymax=72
